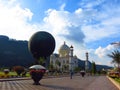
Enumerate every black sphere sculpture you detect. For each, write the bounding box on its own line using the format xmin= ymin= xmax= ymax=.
xmin=28 ymin=31 xmax=55 ymax=59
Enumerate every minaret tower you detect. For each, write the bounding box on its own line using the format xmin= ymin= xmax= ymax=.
xmin=85 ymin=52 xmax=89 ymax=72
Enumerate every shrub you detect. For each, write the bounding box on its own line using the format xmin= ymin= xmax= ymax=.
xmin=108 ymin=72 xmax=119 ymax=78
xmin=13 ymin=66 xmax=25 ymax=76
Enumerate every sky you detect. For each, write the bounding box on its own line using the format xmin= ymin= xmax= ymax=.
xmin=0 ymin=0 xmax=120 ymax=66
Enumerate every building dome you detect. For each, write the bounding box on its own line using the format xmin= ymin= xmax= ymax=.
xmin=59 ymin=42 xmax=70 ymax=57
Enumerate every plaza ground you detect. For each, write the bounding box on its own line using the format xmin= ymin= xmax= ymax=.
xmin=0 ymin=75 xmax=119 ymax=90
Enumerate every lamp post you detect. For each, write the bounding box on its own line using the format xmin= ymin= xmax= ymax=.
xmin=69 ymin=45 xmax=73 ymax=79
xmin=69 ymin=62 xmax=73 ymax=79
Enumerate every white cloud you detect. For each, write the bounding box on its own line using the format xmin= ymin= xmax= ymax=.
xmin=44 ymin=9 xmax=70 ymax=35
xmin=78 ymin=0 xmax=120 ymax=43
xmin=95 ymin=46 xmax=107 ymax=58
xmin=75 ymin=8 xmax=82 ymax=14
xmin=95 ymin=44 xmax=114 ymax=58
xmin=82 ymin=25 xmax=119 ymax=43
xmin=60 ymin=3 xmax=66 ymax=11
xmin=42 ymin=8 xmax=88 ymax=57
xmin=82 ymin=44 xmax=116 ymax=66
xmin=39 ymin=0 xmax=120 ymax=66
xmin=0 ymin=0 xmax=36 ymax=40
xmin=0 ymin=0 xmax=120 ymax=66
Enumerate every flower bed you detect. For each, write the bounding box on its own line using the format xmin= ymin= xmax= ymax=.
xmin=30 ymin=69 xmax=45 ymax=75
xmin=108 ymin=72 xmax=119 ymax=78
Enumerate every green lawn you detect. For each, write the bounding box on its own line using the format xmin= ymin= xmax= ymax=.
xmin=0 ymin=71 xmax=17 ymax=75
xmin=0 ymin=71 xmax=30 ymax=78
xmin=114 ymin=78 xmax=120 ymax=83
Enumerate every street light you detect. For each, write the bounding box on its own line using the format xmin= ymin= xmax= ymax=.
xmin=69 ymin=62 xmax=74 ymax=79
xmin=69 ymin=45 xmax=73 ymax=79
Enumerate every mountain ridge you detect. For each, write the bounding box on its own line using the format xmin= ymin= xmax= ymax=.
xmin=0 ymin=35 xmax=112 ymax=70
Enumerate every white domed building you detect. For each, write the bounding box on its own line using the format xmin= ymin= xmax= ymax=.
xmin=59 ymin=42 xmax=70 ymax=57
xmin=50 ymin=42 xmax=78 ymax=72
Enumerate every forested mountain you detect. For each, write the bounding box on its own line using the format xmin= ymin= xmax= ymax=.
xmin=0 ymin=35 xmax=112 ymax=70
xmin=0 ymin=35 xmax=34 ymax=68
xmin=78 ymin=59 xmax=112 ymax=71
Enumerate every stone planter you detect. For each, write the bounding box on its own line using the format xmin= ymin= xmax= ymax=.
xmin=29 ymin=65 xmax=46 ymax=85
xmin=80 ymin=70 xmax=85 ymax=77
xmin=4 ymin=69 xmax=10 ymax=75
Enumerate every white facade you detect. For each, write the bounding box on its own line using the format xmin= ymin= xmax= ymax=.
xmin=50 ymin=42 xmax=78 ymax=72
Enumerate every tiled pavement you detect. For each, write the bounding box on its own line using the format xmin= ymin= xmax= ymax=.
xmin=0 ymin=76 xmax=119 ymax=90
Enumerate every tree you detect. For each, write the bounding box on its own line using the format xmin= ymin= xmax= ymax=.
xmin=49 ymin=63 xmax=54 ymax=71
xmin=74 ymin=67 xmax=81 ymax=73
xmin=55 ymin=60 xmax=61 ymax=72
xmin=91 ymin=61 xmax=96 ymax=75
xmin=13 ymin=66 xmax=25 ymax=76
xmin=38 ymin=57 xmax=45 ymax=66
xmin=108 ymin=50 xmax=120 ymax=76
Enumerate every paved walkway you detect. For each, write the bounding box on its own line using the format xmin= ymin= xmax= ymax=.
xmin=0 ymin=76 xmax=119 ymax=90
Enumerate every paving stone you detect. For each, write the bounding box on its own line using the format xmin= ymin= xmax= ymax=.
xmin=0 ymin=76 xmax=118 ymax=90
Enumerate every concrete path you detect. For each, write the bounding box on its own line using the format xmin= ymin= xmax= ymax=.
xmin=0 ymin=76 xmax=119 ymax=90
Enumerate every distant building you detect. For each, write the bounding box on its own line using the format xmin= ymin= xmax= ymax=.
xmin=50 ymin=42 xmax=112 ymax=72
xmin=50 ymin=42 xmax=78 ymax=72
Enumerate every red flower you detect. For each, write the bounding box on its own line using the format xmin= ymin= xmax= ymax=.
xmin=30 ymin=69 xmax=46 ymax=75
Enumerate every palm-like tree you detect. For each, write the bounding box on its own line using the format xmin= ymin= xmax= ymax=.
xmin=108 ymin=50 xmax=120 ymax=75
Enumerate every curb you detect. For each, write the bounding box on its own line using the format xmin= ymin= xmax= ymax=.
xmin=0 ymin=75 xmax=71 ymax=82
xmin=0 ymin=77 xmax=31 ymax=82
xmin=107 ymin=76 xmax=120 ymax=89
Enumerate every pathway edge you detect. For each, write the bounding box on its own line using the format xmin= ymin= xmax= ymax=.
xmin=107 ymin=76 xmax=120 ymax=89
